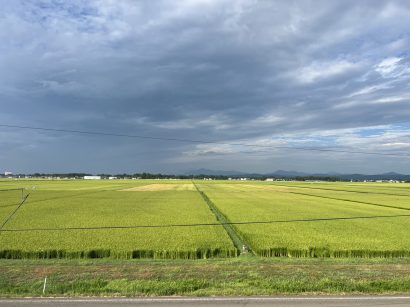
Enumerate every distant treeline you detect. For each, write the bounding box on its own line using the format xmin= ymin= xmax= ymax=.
xmin=6 ymin=172 xmax=346 ymax=181
xmin=8 ymin=172 xmax=228 ymax=180
xmin=29 ymin=173 xmax=234 ymax=180
xmin=4 ymin=173 xmax=410 ymax=182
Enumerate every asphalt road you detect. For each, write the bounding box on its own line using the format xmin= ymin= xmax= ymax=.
xmin=1 ymin=297 xmax=410 ymax=307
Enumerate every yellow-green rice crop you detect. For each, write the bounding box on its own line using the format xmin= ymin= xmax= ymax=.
xmin=0 ymin=189 xmax=24 ymax=222
xmin=1 ymin=179 xmax=410 ymax=259
xmin=197 ymin=182 xmax=410 ymax=258
xmin=0 ymin=181 xmax=236 ymax=259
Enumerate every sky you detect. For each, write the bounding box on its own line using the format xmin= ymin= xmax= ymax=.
xmin=1 ymin=0 xmax=410 ymax=175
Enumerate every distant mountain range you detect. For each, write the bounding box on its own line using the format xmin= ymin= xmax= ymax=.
xmin=185 ymin=168 xmax=410 ymax=180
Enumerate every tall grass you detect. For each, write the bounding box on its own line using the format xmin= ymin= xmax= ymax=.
xmin=257 ymin=247 xmax=410 ymax=258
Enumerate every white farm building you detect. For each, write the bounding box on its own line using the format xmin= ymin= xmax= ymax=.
xmin=84 ymin=176 xmax=101 ymax=180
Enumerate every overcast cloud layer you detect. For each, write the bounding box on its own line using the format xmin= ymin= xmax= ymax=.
xmin=1 ymin=0 xmax=410 ymax=174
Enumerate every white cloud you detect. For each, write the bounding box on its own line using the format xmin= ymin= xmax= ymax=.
xmin=248 ymin=114 xmax=284 ymax=126
xmin=382 ymin=142 xmax=410 ymax=148
xmin=347 ymin=84 xmax=392 ymax=97
xmin=294 ymin=60 xmax=359 ymax=84
xmin=334 ymin=94 xmax=410 ymax=109
xmin=132 ymin=114 xmax=232 ymax=130
xmin=375 ymin=57 xmax=402 ymax=76
xmin=373 ymin=95 xmax=410 ymax=104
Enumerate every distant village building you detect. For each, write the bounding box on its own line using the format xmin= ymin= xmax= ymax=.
xmin=84 ymin=176 xmax=101 ymax=180
xmin=265 ymin=178 xmax=274 ymax=181
xmin=4 ymin=171 xmax=13 ymax=176
xmin=108 ymin=176 xmax=117 ymax=180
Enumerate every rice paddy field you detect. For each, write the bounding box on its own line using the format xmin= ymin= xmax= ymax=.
xmin=0 ymin=180 xmax=236 ymax=259
xmin=0 ymin=179 xmax=409 ymax=259
xmin=198 ymin=182 xmax=410 ymax=258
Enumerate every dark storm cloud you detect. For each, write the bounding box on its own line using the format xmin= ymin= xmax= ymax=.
xmin=1 ymin=0 xmax=410 ymax=173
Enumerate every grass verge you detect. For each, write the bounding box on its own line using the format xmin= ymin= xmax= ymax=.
xmin=0 ymin=257 xmax=409 ymax=297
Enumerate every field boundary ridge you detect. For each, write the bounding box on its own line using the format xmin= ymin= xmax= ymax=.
xmin=193 ymin=182 xmax=252 ymax=256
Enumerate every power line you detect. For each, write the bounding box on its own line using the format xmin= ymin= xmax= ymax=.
xmin=0 ymin=123 xmax=409 ymax=157
xmin=267 ymin=183 xmax=410 ymax=197
xmin=1 ymin=214 xmax=409 ymax=232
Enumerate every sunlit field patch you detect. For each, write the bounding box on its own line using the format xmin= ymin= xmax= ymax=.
xmin=121 ymin=183 xmax=195 ymax=191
